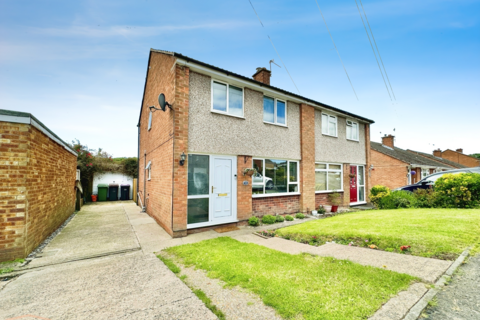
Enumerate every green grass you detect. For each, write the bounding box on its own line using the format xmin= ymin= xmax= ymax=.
xmin=276 ymin=208 xmax=480 ymax=260
xmin=157 ymin=255 xmax=181 ymax=274
xmin=0 ymin=267 xmax=14 ymax=275
xmin=165 ymin=237 xmax=416 ymax=320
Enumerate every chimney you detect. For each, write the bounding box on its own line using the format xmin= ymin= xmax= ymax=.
xmin=381 ymin=134 xmax=395 ymax=148
xmin=456 ymin=148 xmax=463 ymax=154
xmin=433 ymin=149 xmax=442 ymax=157
xmin=252 ymin=67 xmax=271 ymax=85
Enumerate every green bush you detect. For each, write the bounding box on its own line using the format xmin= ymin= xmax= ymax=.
xmin=378 ymin=191 xmax=418 ymax=209
xmin=413 ymin=188 xmax=438 ymax=208
xmin=248 ymin=216 xmax=260 ymax=226
xmin=317 ymin=206 xmax=326 ymax=214
xmin=262 ymin=215 xmax=277 ymax=224
xmin=295 ymin=213 xmax=305 ymax=219
xmin=434 ymin=173 xmax=480 ymax=208
xmin=285 ymin=215 xmax=294 ymax=221
xmin=369 ymin=185 xmax=391 ymax=207
xmin=275 ymin=215 xmax=285 ymax=222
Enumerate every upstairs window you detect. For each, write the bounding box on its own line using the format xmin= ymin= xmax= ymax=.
xmin=263 ymin=96 xmax=286 ymax=125
xmin=212 ymin=80 xmax=243 ymax=117
xmin=346 ymin=120 xmax=359 ymax=141
xmin=322 ymin=113 xmax=337 ymax=137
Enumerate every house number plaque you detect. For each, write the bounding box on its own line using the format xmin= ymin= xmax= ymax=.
xmin=243 ymin=181 xmax=249 ymax=186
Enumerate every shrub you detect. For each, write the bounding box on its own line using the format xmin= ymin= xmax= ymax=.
xmin=248 ymin=216 xmax=259 ymax=226
xmin=275 ymin=215 xmax=285 ymax=222
xmin=327 ymin=192 xmax=342 ymax=206
xmin=261 ymin=215 xmax=277 ymax=224
xmin=378 ymin=190 xmax=417 ymax=209
xmin=317 ymin=206 xmax=326 ymax=214
xmin=434 ymin=173 xmax=480 ymax=208
xmin=413 ymin=188 xmax=438 ymax=208
xmin=369 ymin=185 xmax=391 ymax=207
xmin=285 ymin=215 xmax=294 ymax=221
xmin=295 ymin=213 xmax=305 ymax=219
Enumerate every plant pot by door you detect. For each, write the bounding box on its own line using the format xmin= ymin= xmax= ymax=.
xmin=331 ymin=205 xmax=338 ymax=213
xmin=324 ymin=205 xmax=332 ymax=212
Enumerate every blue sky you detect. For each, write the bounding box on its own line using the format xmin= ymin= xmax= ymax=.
xmin=1 ymin=0 xmax=479 ymax=157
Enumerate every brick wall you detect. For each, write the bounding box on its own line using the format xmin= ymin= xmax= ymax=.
xmin=138 ymin=51 xmax=176 ymax=236
xmin=253 ymin=195 xmax=301 ymax=216
xmin=364 ymin=124 xmax=372 ymax=201
xmin=0 ymin=122 xmax=76 ymax=262
xmin=237 ymin=156 xmax=253 ymax=221
xmin=315 ymin=192 xmax=345 ymax=208
xmin=299 ymin=104 xmax=315 ymax=212
xmin=441 ymin=150 xmax=480 ymax=168
xmin=371 ymin=149 xmax=408 ymax=190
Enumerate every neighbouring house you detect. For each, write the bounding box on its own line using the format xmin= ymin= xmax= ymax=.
xmin=137 ymin=49 xmax=374 ymax=238
xmin=0 ymin=110 xmax=78 ymax=262
xmin=92 ymin=172 xmax=134 ymax=200
xmin=406 ymin=149 xmax=469 ymax=170
xmin=371 ymin=135 xmax=455 ymax=190
xmin=431 ymin=148 xmax=480 ymax=168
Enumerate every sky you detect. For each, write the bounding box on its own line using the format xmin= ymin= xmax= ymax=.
xmin=1 ymin=0 xmax=479 ymax=157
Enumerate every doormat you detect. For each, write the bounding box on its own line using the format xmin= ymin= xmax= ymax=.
xmin=214 ymin=226 xmax=240 ymax=233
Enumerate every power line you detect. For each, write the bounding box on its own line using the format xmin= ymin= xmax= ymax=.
xmin=247 ymin=0 xmax=300 ymax=94
xmin=359 ymin=0 xmax=396 ymax=100
xmin=314 ymin=0 xmax=358 ymax=100
xmin=354 ymin=0 xmax=392 ymax=100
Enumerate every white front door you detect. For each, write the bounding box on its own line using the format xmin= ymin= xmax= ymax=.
xmin=211 ymin=156 xmax=236 ymax=223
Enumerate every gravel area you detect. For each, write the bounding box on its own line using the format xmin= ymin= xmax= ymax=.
xmin=421 ymin=254 xmax=480 ymax=319
xmin=168 ymin=254 xmax=282 ymax=320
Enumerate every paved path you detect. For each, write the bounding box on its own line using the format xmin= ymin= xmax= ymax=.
xmin=421 ymin=254 xmax=480 ymax=319
xmin=0 ymin=202 xmax=216 ymax=320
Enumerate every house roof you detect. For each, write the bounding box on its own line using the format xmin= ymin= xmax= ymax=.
xmin=370 ymin=141 xmax=453 ymax=168
xmin=0 ymin=109 xmax=78 ymax=156
xmin=406 ymin=149 xmax=469 ymax=169
xmin=138 ymin=49 xmax=375 ymax=126
xmin=443 ymin=149 xmax=480 ymax=161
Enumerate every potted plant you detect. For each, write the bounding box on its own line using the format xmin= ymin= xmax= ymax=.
xmin=317 ymin=205 xmax=326 ymax=215
xmin=243 ymin=168 xmax=257 ymax=176
xmin=328 ymin=191 xmax=341 ymax=213
xmin=311 ymin=209 xmax=318 ymax=216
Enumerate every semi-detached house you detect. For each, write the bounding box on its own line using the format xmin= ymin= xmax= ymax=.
xmin=137 ymin=49 xmax=374 ymax=237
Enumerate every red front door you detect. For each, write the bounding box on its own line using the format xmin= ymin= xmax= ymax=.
xmin=350 ymin=166 xmax=357 ymax=203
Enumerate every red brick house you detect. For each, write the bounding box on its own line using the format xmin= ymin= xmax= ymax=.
xmin=0 ymin=110 xmax=78 ymax=262
xmin=432 ymin=148 xmax=480 ymax=168
xmin=137 ymin=49 xmax=374 ymax=238
xmin=371 ymin=135 xmax=456 ymax=190
xmin=407 ymin=149 xmax=469 ymax=169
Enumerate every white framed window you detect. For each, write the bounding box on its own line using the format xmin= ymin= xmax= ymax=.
xmin=321 ymin=113 xmax=337 ymax=137
xmin=315 ymin=163 xmax=343 ymax=192
xmin=346 ymin=120 xmax=359 ymax=141
xmin=148 ymin=111 xmax=153 ymax=131
xmin=146 ymin=161 xmax=152 ymax=180
xmin=422 ymin=168 xmax=430 ymax=179
xmin=252 ymin=158 xmax=299 ymax=196
xmin=211 ymin=79 xmax=244 ymax=117
xmin=263 ymin=96 xmax=287 ymax=125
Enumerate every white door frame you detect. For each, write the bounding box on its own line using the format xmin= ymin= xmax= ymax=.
xmin=187 ymin=154 xmax=237 ymax=229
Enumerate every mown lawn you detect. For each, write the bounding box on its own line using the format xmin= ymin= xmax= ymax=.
xmin=164 ymin=237 xmax=416 ymax=320
xmin=276 ymin=208 xmax=480 ymax=260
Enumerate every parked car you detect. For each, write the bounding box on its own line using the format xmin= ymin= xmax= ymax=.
xmin=394 ymin=167 xmax=480 ymax=192
xmin=252 ymin=173 xmax=274 ymax=190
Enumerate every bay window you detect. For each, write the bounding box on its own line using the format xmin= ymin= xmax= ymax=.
xmin=315 ymin=163 xmax=343 ymax=192
xmin=252 ymin=158 xmax=299 ymax=195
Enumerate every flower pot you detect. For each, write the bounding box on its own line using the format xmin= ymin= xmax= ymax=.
xmin=311 ymin=210 xmax=318 ymax=216
xmin=91 ymin=195 xmax=98 ymax=202
xmin=323 ymin=205 xmax=332 ymax=212
xmin=331 ymin=205 xmax=339 ymax=213
xmin=244 ymin=170 xmax=255 ymax=176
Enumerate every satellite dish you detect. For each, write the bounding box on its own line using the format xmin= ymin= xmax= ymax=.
xmin=158 ymin=93 xmax=167 ymax=112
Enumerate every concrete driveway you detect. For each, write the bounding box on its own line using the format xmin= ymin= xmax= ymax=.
xmin=0 ymin=201 xmax=216 ymax=320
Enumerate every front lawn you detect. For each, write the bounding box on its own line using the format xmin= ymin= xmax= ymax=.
xmin=276 ymin=208 xmax=480 ymax=260
xmin=164 ymin=237 xmax=416 ymax=320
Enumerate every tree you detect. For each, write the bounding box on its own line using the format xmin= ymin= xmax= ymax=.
xmin=470 ymin=153 xmax=480 ymax=160
xmin=121 ymin=157 xmax=138 ymax=178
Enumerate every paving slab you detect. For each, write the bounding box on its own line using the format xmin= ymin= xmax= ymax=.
xmin=230 ymin=234 xmax=452 ymax=283
xmin=0 ymin=251 xmax=216 ymax=320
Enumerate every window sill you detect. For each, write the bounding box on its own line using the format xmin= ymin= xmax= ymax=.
xmin=322 ymin=133 xmax=338 ymax=138
xmin=315 ymin=190 xmax=344 ymax=194
xmin=263 ymin=121 xmax=288 ymax=128
xmin=252 ymin=192 xmax=301 ymax=198
xmin=211 ymin=110 xmax=245 ymax=119
xmin=346 ymin=138 xmax=359 ymax=142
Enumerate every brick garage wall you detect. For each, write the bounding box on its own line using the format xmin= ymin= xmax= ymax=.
xmin=138 ymin=51 xmax=176 ymax=237
xmin=24 ymin=126 xmax=77 ymax=255
xmin=441 ymin=150 xmax=480 ymax=168
xmin=371 ymin=149 xmax=408 ymax=190
xmin=0 ymin=122 xmax=29 ymax=261
xmin=252 ymin=195 xmax=301 ymax=216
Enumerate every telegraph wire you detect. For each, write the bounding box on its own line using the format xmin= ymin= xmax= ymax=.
xmin=359 ymin=0 xmax=396 ymax=100
xmin=314 ymin=0 xmax=359 ymax=100
xmin=354 ymin=0 xmax=392 ymax=101
xmin=248 ymin=0 xmax=301 ymax=94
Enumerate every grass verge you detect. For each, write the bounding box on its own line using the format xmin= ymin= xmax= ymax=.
xmin=165 ymin=237 xmax=416 ymax=320
xmin=276 ymin=208 xmax=480 ymax=259
xmin=157 ymin=254 xmax=226 ymax=320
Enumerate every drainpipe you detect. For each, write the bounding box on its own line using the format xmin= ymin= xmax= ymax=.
xmin=144 ymin=150 xmax=147 ymax=210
